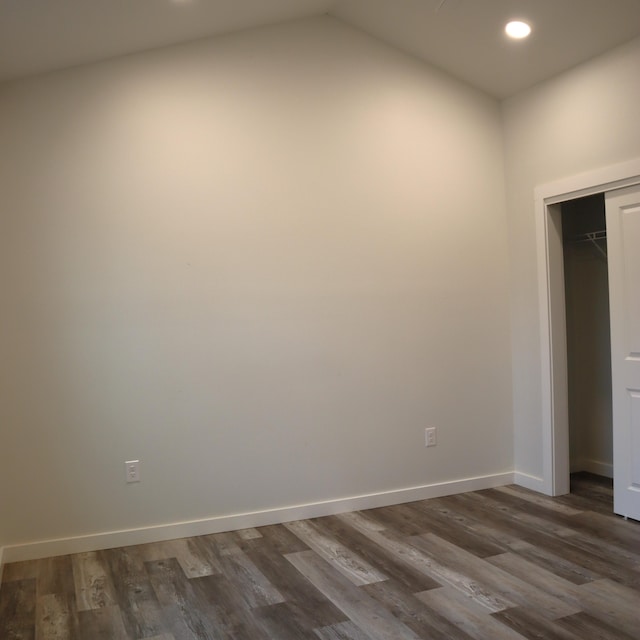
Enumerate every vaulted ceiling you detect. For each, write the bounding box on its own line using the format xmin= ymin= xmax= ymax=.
xmin=2 ymin=0 xmax=640 ymax=97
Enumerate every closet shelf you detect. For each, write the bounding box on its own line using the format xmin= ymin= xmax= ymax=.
xmin=565 ymin=229 xmax=607 ymax=259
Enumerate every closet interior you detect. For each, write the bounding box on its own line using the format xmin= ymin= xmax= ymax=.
xmin=562 ymin=193 xmax=613 ymax=479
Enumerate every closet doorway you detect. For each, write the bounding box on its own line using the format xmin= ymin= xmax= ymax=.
xmin=561 ymin=194 xmax=612 ymax=481
xmin=536 ymin=157 xmax=640 ymax=521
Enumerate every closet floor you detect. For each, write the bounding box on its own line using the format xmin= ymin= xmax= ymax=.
xmin=1 ymin=474 xmax=638 ymax=639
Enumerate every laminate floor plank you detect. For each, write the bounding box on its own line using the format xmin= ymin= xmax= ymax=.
xmin=3 ymin=474 xmax=639 ymax=639
xmin=337 ymin=511 xmax=512 ymax=612
xmin=482 ymin=488 xmax=640 ymax=560
xmin=76 ymin=605 xmax=130 ymax=640
xmin=313 ymin=620 xmax=372 ymax=640
xmin=569 ymin=510 xmax=640 ymax=550
xmin=472 ymin=490 xmax=581 ymax=538
xmin=518 ymin=526 xmax=640 ymax=589
xmin=285 ymin=550 xmax=421 ymax=640
xmin=450 ymin=491 xmax=640 ymax=588
xmin=401 ymin=501 xmax=508 ymax=558
xmin=284 ymin=519 xmax=388 ymax=586
xmin=101 ymin=546 xmax=167 ymax=640
xmin=420 ymin=498 xmax=535 ymax=553
xmin=416 ymin=586 xmax=528 ymax=640
xmin=361 ymin=578 xmax=476 ymax=640
xmin=237 ymin=528 xmax=263 ymax=541
xmin=480 ymin=488 xmax=585 ymax=528
xmin=137 ymin=537 xmax=221 ymax=579
xmin=491 ymin=606 xmax=582 ymax=640
xmin=186 ymin=573 xmax=272 ymax=640
xmin=509 ymin=541 xmax=602 ymax=585
xmin=218 ymin=547 xmax=286 ymax=609
xmin=36 ymin=593 xmax=70 ymax=640
xmin=0 ymin=578 xmax=36 ymax=640
xmin=34 ymin=556 xmax=80 ymax=640
xmin=360 ymin=504 xmax=427 ymax=536
xmin=554 ymin=610 xmax=639 ymax=640
xmin=449 ymin=492 xmax=568 ymax=541
xmin=144 ymin=558 xmax=222 ymax=640
xmin=492 ymin=485 xmax=583 ymax=516
xmin=554 ymin=492 xmax=616 ymax=517
xmin=574 ymin=578 xmax=640 ymax=636
xmin=3 ymin=561 xmax=39 ymax=583
xmin=243 ymin=542 xmax=349 ymax=630
xmin=252 ymin=601 xmax=320 ymax=640
xmin=311 ymin=514 xmax=441 ymax=593
xmin=193 ymin=531 xmax=287 ymax=610
xmin=71 ymin=552 xmax=118 ymax=612
xmin=430 ymin=492 xmax=555 ymax=550
xmin=247 ymin=524 xmax=311 ymax=555
xmin=408 ymin=533 xmax=580 ymax=619
xmin=569 ymin=473 xmax=615 ymax=511
xmin=488 ymin=551 xmax=591 ymax=608
xmin=35 ymin=556 xmax=75 ymax=600
xmin=488 ymin=553 xmax=640 ymax=638
xmin=475 ymin=512 xmax=638 ymax=584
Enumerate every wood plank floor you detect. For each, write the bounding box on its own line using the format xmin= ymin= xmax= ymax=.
xmin=1 ymin=473 xmax=639 ymax=639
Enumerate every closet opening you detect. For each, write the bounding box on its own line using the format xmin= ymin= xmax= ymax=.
xmin=561 ymin=193 xmax=613 ymax=498
xmin=536 ymin=158 xmax=640 ymax=511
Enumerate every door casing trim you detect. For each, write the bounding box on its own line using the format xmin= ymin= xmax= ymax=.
xmin=535 ymin=157 xmax=640 ymax=496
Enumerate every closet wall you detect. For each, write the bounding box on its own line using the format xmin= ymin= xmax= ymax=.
xmin=562 ymin=194 xmax=613 ymax=477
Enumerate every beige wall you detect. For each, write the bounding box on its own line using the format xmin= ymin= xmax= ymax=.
xmin=0 ymin=16 xmax=512 ymax=548
xmin=503 ymin=36 xmax=640 ymax=481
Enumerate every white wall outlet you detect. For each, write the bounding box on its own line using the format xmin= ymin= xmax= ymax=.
xmin=125 ymin=460 xmax=141 ymax=483
xmin=425 ymin=427 xmax=437 ymax=447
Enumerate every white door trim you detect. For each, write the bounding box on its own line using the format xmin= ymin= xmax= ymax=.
xmin=535 ymin=157 xmax=640 ymax=496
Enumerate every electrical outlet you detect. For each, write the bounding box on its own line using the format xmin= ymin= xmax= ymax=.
xmin=425 ymin=427 xmax=437 ymax=447
xmin=125 ymin=460 xmax=141 ymax=483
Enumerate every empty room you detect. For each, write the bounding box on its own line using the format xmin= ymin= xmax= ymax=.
xmin=1 ymin=1 xmax=639 ymax=638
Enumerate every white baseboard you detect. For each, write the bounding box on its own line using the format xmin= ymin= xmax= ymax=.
xmin=513 ymin=471 xmax=546 ymax=493
xmin=572 ymin=458 xmax=613 ymax=479
xmin=1 ymin=472 xmax=514 ymax=564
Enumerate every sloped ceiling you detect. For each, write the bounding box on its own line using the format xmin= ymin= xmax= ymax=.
xmin=333 ymin=0 xmax=640 ymax=97
xmin=1 ymin=0 xmax=640 ymax=97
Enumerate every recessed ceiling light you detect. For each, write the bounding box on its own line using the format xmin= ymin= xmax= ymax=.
xmin=505 ymin=21 xmax=532 ymax=39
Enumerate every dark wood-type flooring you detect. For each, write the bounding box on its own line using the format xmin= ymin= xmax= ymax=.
xmin=1 ymin=473 xmax=639 ymax=639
